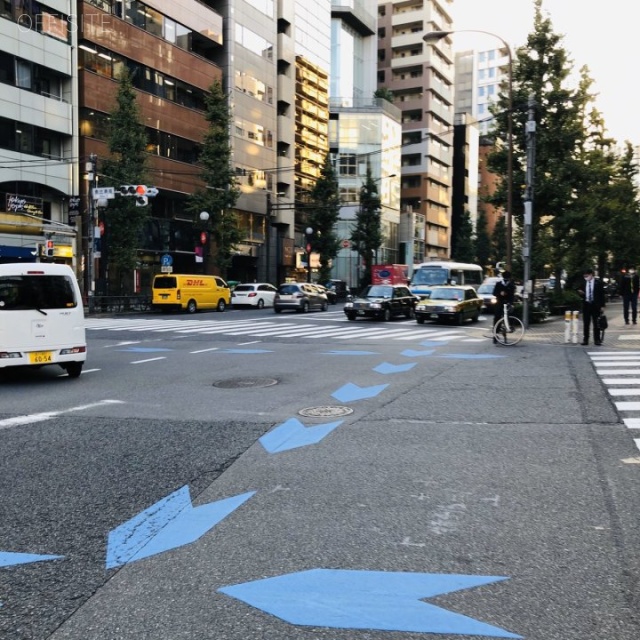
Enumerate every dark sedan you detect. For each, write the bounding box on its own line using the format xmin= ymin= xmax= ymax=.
xmin=344 ymin=284 xmax=418 ymax=321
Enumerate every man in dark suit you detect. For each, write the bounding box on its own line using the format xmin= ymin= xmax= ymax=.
xmin=619 ymin=267 xmax=639 ymax=325
xmin=577 ymin=268 xmax=606 ymax=345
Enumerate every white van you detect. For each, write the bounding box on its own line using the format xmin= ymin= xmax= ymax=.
xmin=0 ymin=263 xmax=86 ymax=378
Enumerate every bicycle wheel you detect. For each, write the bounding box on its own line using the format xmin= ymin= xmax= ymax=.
xmin=493 ymin=316 xmax=525 ymax=345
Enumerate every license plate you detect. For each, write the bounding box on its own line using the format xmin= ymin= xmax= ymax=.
xmin=29 ymin=351 xmax=53 ymax=364
xmin=358 ymin=310 xmax=365 ymax=315
xmin=160 ymin=294 xmax=169 ymax=299
xmin=430 ymin=313 xmax=439 ymax=319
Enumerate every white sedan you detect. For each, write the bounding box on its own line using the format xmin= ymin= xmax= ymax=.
xmin=231 ymin=283 xmax=278 ymax=308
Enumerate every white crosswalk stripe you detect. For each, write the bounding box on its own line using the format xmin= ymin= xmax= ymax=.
xmin=85 ymin=316 xmax=469 ymax=343
xmin=590 ymin=352 xmax=640 ymax=449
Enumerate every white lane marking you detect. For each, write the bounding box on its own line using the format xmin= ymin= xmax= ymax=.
xmin=591 ymin=355 xmax=640 ymax=360
xmin=79 ymin=368 xmax=101 ymax=374
xmin=130 ymin=357 xmax=167 ymax=364
xmin=614 ymin=402 xmax=640 ymax=411
xmin=602 ymin=378 xmax=640 ymax=384
xmin=635 ymin=439 xmax=640 ymax=452
xmin=0 ymin=399 xmax=124 ymax=430
xmin=623 ymin=419 xmax=640 ymax=429
xmin=608 ymin=389 xmax=640 ymax=396
xmin=596 ymin=369 xmax=640 ymax=375
xmin=237 ymin=341 xmax=261 ymax=345
xmin=593 ymin=361 xmax=640 ymax=366
xmin=190 ymin=347 xmax=219 ymax=354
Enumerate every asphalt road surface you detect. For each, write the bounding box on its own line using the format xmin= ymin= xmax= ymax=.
xmin=1 ymin=306 xmax=639 ymax=640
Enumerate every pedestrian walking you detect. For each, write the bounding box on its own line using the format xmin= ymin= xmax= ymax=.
xmin=619 ymin=267 xmax=639 ymax=325
xmin=577 ymin=268 xmax=606 ymax=345
xmin=492 ymin=270 xmax=516 ymax=344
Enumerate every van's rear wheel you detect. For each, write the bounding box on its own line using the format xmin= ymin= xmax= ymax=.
xmin=217 ymin=299 xmax=227 ymax=312
xmin=65 ymin=362 xmax=83 ymax=378
xmin=187 ymin=299 xmax=197 ymax=314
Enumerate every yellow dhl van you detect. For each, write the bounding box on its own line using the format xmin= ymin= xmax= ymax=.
xmin=151 ymin=274 xmax=230 ymax=313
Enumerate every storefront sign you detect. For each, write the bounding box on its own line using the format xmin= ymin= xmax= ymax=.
xmin=6 ymin=194 xmax=44 ymax=217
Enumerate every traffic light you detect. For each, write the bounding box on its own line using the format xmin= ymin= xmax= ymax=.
xmin=118 ymin=185 xmax=156 ymax=206
xmin=45 ymin=239 xmax=54 ymax=258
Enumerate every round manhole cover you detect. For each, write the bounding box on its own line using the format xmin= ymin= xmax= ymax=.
xmin=213 ymin=377 xmax=279 ymax=389
xmin=298 ymin=405 xmax=354 ymax=418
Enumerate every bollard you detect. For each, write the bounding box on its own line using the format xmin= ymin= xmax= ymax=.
xmin=564 ymin=310 xmax=572 ymax=343
xmin=571 ymin=310 xmax=579 ymax=344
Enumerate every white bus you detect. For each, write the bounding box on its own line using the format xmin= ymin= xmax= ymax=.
xmin=0 ymin=263 xmax=86 ymax=378
xmin=409 ymin=260 xmax=484 ymax=298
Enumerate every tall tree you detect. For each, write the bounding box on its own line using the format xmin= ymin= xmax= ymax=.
xmin=188 ymin=80 xmax=242 ymax=277
xmin=452 ymin=210 xmax=475 ymax=263
xmin=487 ymin=0 xmax=595 ymax=282
xmin=351 ymin=165 xmax=382 ymax=288
xmin=101 ymin=67 xmax=149 ymax=292
xmin=475 ymin=208 xmax=492 ymax=270
xmin=306 ymin=154 xmax=342 ymax=283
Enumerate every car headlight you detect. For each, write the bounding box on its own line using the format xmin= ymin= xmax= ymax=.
xmin=444 ymin=305 xmax=457 ymax=312
xmin=369 ymin=303 xmax=381 ymax=309
xmin=490 ymin=296 xmax=497 ymax=304
xmin=345 ymin=302 xmax=353 ymax=308
xmin=416 ymin=303 xmax=428 ymax=310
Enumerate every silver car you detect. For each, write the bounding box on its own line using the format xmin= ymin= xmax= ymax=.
xmin=274 ymin=283 xmax=328 ymax=313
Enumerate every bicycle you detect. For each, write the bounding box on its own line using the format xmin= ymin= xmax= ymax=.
xmin=492 ymin=303 xmax=525 ymax=346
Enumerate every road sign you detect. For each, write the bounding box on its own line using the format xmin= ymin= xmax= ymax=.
xmin=160 ymin=266 xmax=173 ymax=273
xmin=342 ymin=239 xmax=350 ymax=248
xmin=91 ymin=187 xmax=115 ymax=199
xmin=160 ymin=254 xmax=173 ymax=267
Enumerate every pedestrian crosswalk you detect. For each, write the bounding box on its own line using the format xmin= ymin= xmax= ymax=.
xmin=85 ymin=315 xmax=483 ymax=344
xmin=590 ymin=351 xmax=640 ymax=453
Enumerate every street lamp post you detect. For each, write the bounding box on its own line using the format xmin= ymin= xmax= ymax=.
xmin=199 ymin=211 xmax=210 ymax=274
xmin=305 ymin=226 xmax=313 ymax=283
xmin=423 ymin=30 xmax=513 ymax=270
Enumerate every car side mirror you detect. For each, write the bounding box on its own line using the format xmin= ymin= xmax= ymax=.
xmin=346 ymin=294 xmax=353 ymax=302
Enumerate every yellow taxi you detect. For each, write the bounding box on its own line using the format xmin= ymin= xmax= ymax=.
xmin=415 ymin=285 xmax=483 ymax=325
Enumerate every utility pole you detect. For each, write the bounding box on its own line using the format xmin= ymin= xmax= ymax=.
xmin=86 ymin=153 xmax=98 ymax=313
xmin=522 ymin=94 xmax=536 ymax=329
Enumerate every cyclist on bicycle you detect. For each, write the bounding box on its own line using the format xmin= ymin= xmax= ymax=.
xmin=492 ymin=270 xmax=516 ymax=343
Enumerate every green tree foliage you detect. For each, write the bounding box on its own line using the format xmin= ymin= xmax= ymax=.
xmin=306 ymin=154 xmax=342 ymax=283
xmin=100 ymin=67 xmax=149 ymax=289
xmin=452 ymin=210 xmax=475 ymax=263
xmin=492 ymin=215 xmax=507 ymax=268
xmin=487 ymin=0 xmax=639 ymax=284
xmin=374 ymin=87 xmax=395 ymax=103
xmin=351 ymin=166 xmax=382 ymax=287
xmin=475 ymin=208 xmax=492 ymax=270
xmin=188 ymin=80 xmax=242 ymax=276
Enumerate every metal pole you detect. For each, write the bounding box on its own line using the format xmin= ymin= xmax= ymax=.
xmin=505 ymin=45 xmax=514 ymax=271
xmin=522 ymin=94 xmax=536 ymax=329
xmin=87 ymin=153 xmax=97 ymax=313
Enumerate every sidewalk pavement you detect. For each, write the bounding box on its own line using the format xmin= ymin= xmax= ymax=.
xmin=526 ymin=299 xmax=640 ymax=347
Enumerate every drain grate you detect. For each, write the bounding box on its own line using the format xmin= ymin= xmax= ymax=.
xmin=298 ymin=405 xmax=354 ymax=418
xmin=213 ymin=377 xmax=279 ymax=389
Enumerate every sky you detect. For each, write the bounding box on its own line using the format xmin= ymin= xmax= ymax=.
xmin=449 ymin=0 xmax=638 ymax=145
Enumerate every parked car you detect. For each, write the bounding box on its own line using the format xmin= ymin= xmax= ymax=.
xmin=231 ymin=283 xmax=278 ymax=308
xmin=415 ymin=285 xmax=483 ymax=325
xmin=323 ymin=279 xmax=350 ymax=301
xmin=344 ymin=284 xmax=418 ymax=321
xmin=312 ymin=283 xmax=337 ymax=304
xmin=274 ymin=282 xmax=329 ymax=313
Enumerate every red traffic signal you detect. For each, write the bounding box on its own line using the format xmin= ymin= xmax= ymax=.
xmin=45 ymin=239 xmax=54 ymax=257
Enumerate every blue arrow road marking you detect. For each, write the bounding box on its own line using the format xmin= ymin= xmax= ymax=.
xmin=106 ymin=487 xmax=255 ymax=569
xmin=219 ymin=569 xmax=521 ymax=638
xmin=0 ymin=551 xmax=63 ymax=567
xmin=321 ymin=350 xmax=379 ymax=355
xmin=332 ymin=382 xmax=389 ymax=403
xmin=221 ymin=348 xmax=273 ymax=354
xmin=401 ymin=348 xmax=435 ymax=357
xmin=374 ymin=362 xmax=417 ymax=374
xmin=421 ymin=340 xmax=449 ymax=347
xmin=439 ymin=354 xmax=505 ymax=360
xmin=260 ymin=418 xmax=343 ymax=453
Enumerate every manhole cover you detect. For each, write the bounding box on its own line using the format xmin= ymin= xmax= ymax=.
xmin=298 ymin=406 xmax=354 ymax=418
xmin=213 ymin=377 xmax=279 ymax=389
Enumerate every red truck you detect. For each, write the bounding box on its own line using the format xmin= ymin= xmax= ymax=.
xmin=371 ymin=264 xmax=409 ymax=285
